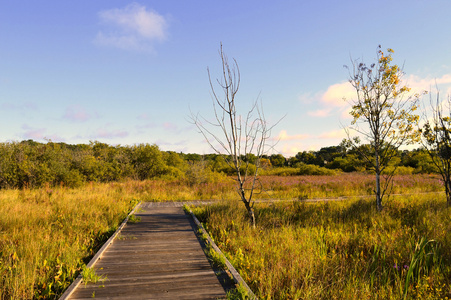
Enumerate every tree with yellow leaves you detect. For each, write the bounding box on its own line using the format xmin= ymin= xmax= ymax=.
xmin=345 ymin=45 xmax=421 ymax=211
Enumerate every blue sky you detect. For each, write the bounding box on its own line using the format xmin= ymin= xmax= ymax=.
xmin=1 ymin=1 xmax=451 ymax=156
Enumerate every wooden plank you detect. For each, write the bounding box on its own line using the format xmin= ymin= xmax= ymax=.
xmin=65 ymin=204 xmax=231 ymax=300
xmin=187 ymin=207 xmax=258 ymax=299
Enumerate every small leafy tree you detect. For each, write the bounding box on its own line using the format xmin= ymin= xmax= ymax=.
xmin=345 ymin=46 xmax=420 ymax=211
xmin=130 ymin=144 xmax=166 ymax=180
xmin=191 ymin=44 xmax=277 ymax=227
xmin=421 ymin=90 xmax=451 ymax=206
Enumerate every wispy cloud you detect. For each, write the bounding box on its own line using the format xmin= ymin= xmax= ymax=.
xmin=274 ymin=130 xmax=310 ymax=141
xmin=404 ymin=74 xmax=451 ymax=95
xmin=91 ymin=128 xmax=129 ymax=139
xmin=21 ymin=125 xmax=65 ymax=142
xmin=63 ymin=105 xmax=95 ymax=122
xmin=1 ymin=102 xmax=37 ymax=111
xmin=22 ymin=125 xmax=46 ymax=140
xmin=308 ymin=109 xmax=331 ymax=118
xmin=279 ymin=144 xmax=304 ymax=156
xmin=163 ymin=122 xmax=177 ymax=131
xmin=95 ymin=3 xmax=169 ymax=52
xmin=137 ymin=113 xmax=150 ymax=120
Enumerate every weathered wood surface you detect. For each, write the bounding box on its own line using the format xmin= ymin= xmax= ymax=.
xmin=68 ymin=202 xmax=231 ymax=300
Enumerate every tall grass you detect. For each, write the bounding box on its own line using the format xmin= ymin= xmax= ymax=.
xmin=0 ymin=178 xmax=237 ymax=299
xmin=120 ymin=174 xmax=443 ymax=202
xmin=0 ymin=173 xmax=444 ymax=299
xmin=256 ymin=173 xmax=442 ymax=199
xmin=0 ymin=183 xmax=139 ymax=299
xmin=118 ymin=174 xmax=442 ymax=201
xmin=192 ymin=195 xmax=451 ymax=299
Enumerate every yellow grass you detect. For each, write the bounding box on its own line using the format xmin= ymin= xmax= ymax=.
xmin=192 ymin=194 xmax=451 ymax=299
xmin=0 ymin=174 xmax=445 ymax=299
xmin=0 ymin=183 xmax=138 ymax=299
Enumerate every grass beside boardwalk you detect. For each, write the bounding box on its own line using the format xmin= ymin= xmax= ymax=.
xmin=0 ymin=183 xmax=139 ymax=299
xmin=0 ymin=178 xmax=236 ymax=300
xmin=192 ymin=195 xmax=451 ymax=299
xmin=0 ymin=174 xmax=444 ymax=299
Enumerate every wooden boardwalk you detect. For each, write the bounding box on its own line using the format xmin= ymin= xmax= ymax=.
xmin=67 ymin=202 xmax=233 ymax=300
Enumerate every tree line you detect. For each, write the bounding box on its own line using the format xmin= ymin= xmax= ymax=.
xmin=0 ymin=139 xmax=438 ymax=190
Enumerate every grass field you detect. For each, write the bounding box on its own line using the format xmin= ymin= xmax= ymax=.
xmin=0 ymin=173 xmax=446 ymax=299
xmin=192 ymin=190 xmax=451 ymax=299
xmin=0 ymin=183 xmax=139 ymax=299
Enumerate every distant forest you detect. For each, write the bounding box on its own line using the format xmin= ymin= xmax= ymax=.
xmin=0 ymin=140 xmax=437 ymax=189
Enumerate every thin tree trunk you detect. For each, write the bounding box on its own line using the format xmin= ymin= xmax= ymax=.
xmin=376 ymin=172 xmax=382 ymax=211
xmin=243 ymin=201 xmax=256 ymax=228
xmin=238 ymin=185 xmax=256 ymax=227
xmin=375 ymin=148 xmax=382 ymax=211
xmin=446 ymin=177 xmax=451 ymax=207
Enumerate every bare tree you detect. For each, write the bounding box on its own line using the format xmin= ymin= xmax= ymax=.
xmin=344 ymin=46 xmax=420 ymax=211
xmin=421 ymin=89 xmax=451 ymax=206
xmin=191 ymin=44 xmax=277 ymax=227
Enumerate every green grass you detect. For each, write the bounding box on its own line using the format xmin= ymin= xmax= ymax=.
xmin=0 ymin=174 xmax=445 ymax=299
xmin=81 ymin=266 xmax=106 ymax=285
xmin=192 ymin=195 xmax=451 ymax=299
xmin=127 ymin=214 xmax=141 ymax=223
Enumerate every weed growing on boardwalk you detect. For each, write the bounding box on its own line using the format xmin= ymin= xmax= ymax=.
xmin=82 ymin=266 xmax=106 ymax=285
xmin=127 ymin=214 xmax=141 ymax=223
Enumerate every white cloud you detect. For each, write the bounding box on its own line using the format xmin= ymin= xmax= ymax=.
xmin=404 ymin=74 xmax=451 ymax=93
xmin=275 ymin=130 xmax=310 ymax=141
xmin=319 ymin=129 xmax=347 ymax=140
xmin=308 ymin=109 xmax=331 ymax=117
xmin=322 ymin=82 xmax=354 ymax=107
xmin=306 ymin=74 xmax=451 ymax=119
xmin=279 ymin=144 xmax=303 ymax=157
xmin=340 ymin=106 xmax=353 ymax=119
xmin=95 ymin=3 xmax=168 ymax=52
xmin=306 ymin=81 xmax=354 ymax=117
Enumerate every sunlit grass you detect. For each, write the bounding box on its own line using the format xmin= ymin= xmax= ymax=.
xmin=0 ymin=178 xmax=236 ymax=299
xmin=256 ymin=173 xmax=442 ymax=199
xmin=0 ymin=173 xmax=445 ymax=299
xmin=192 ymin=194 xmax=451 ymax=299
xmin=0 ymin=183 xmax=138 ymax=299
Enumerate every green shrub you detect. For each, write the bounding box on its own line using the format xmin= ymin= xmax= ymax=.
xmin=298 ymin=163 xmax=339 ymax=175
xmin=261 ymin=167 xmax=299 ymax=176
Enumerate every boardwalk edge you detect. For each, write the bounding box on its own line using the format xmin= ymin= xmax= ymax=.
xmin=185 ymin=205 xmax=258 ymax=300
xmin=58 ymin=201 xmax=142 ymax=300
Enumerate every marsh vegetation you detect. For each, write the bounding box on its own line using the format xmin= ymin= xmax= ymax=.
xmin=0 ymin=147 xmax=447 ymax=299
xmin=192 ymin=192 xmax=451 ymax=299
